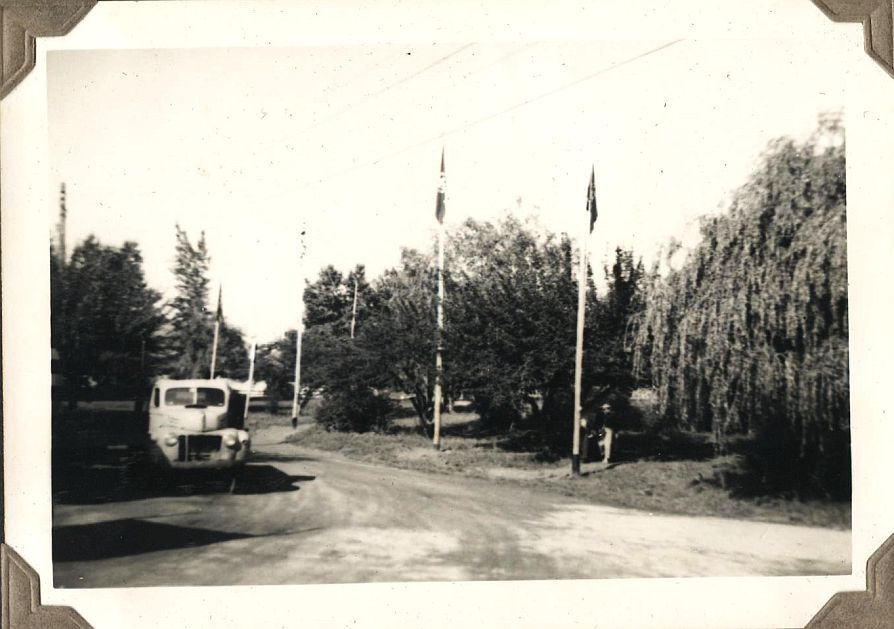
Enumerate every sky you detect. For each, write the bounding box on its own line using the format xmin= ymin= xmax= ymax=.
xmin=47 ymin=39 xmax=848 ymax=342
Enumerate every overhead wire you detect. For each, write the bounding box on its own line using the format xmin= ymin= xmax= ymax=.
xmin=279 ymin=39 xmax=685 ymax=196
xmin=290 ymin=43 xmax=476 ymax=140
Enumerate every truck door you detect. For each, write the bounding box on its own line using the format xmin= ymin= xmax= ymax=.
xmin=227 ymin=392 xmax=247 ymax=429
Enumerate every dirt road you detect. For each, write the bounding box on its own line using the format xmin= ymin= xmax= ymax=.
xmin=53 ymin=426 xmax=850 ymax=587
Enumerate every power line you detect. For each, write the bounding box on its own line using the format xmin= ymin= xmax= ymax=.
xmin=279 ymin=42 xmax=544 ymax=172
xmin=451 ymin=41 xmax=544 ymax=83
xmin=290 ymin=43 xmax=476 ymax=140
xmin=442 ymin=39 xmax=684 ymax=141
xmin=369 ymin=43 xmax=476 ymax=100
xmin=281 ymin=39 xmax=685 ymax=195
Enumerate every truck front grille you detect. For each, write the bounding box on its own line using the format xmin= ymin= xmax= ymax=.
xmin=176 ymin=435 xmax=223 ymax=462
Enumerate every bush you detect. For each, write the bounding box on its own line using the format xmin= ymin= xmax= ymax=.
xmin=471 ymin=391 xmax=524 ymax=429
xmin=740 ymin=420 xmax=851 ymax=499
xmin=628 ymin=388 xmax=660 ymax=433
xmin=316 ymin=387 xmax=393 ymax=433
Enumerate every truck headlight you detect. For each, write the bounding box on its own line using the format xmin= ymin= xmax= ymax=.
xmin=163 ymin=433 xmax=179 ymax=447
xmin=223 ymin=434 xmax=238 ymax=448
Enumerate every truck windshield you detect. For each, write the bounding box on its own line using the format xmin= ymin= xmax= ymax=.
xmin=164 ymin=387 xmax=226 ymax=407
xmin=196 ymin=387 xmax=225 ymax=406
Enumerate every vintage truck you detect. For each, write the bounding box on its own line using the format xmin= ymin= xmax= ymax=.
xmin=146 ymin=378 xmax=251 ymax=489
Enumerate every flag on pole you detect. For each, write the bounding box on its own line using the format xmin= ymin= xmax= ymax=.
xmin=435 ymin=148 xmax=446 ymax=224
xmin=587 ymin=166 xmax=598 ymax=233
xmin=572 ymin=167 xmax=598 ymax=476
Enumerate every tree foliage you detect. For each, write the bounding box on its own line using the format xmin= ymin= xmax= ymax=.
xmin=298 ymin=217 xmax=645 ymax=437
xmin=303 ymin=264 xmax=375 ymax=334
xmin=306 ymin=325 xmax=392 ymax=432
xmin=446 ymin=217 xmax=577 ymax=428
xmin=255 ymin=330 xmax=297 ymax=413
xmin=632 ymin=115 xmax=848 ymax=496
xmin=214 ymin=322 xmax=250 ymax=380
xmin=166 ymin=226 xmax=213 ymax=378
xmin=50 ymin=237 xmax=165 ymax=399
xmin=50 ymin=225 xmax=247 ymax=401
xmin=258 ymin=265 xmax=390 ymax=425
xmin=585 ymin=248 xmax=646 ymax=405
xmin=438 ymin=217 xmax=646 ymax=433
xmin=165 ymin=226 xmax=246 ymax=379
xmin=362 ymin=248 xmax=438 ymax=433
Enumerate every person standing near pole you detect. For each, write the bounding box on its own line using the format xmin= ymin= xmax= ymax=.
xmin=599 ymin=401 xmax=619 ymax=465
xmin=572 ymin=167 xmax=599 ymax=476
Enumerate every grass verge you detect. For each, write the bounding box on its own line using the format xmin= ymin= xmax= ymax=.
xmin=262 ymin=410 xmax=851 ymax=531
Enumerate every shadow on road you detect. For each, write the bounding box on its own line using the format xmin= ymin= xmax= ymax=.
xmin=53 ymin=461 xmax=316 ymax=505
xmin=234 ymin=465 xmax=316 ymax=495
xmin=250 ymin=451 xmax=318 ymax=464
xmin=53 ymin=518 xmax=254 ymax=562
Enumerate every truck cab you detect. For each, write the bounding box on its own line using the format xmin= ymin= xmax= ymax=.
xmin=147 ymin=378 xmax=251 ymax=471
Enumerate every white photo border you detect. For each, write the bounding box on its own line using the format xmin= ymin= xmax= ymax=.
xmin=3 ymin=1 xmax=894 ymax=627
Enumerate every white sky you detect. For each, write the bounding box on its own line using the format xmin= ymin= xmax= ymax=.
xmin=47 ymin=38 xmax=847 ymax=342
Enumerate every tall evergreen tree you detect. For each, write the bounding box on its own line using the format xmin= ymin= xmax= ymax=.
xmin=303 ymin=265 xmax=351 ymax=330
xmin=166 ymin=226 xmax=215 ymax=378
xmin=303 ymin=264 xmax=375 ymax=334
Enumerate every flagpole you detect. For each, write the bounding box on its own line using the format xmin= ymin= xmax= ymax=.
xmin=291 ymin=320 xmax=303 ymax=426
xmin=432 ymin=148 xmax=446 ymax=450
xmin=433 ymin=221 xmax=445 ymax=450
xmin=210 ymin=285 xmax=222 ymax=379
xmin=572 ymin=224 xmax=588 ymax=475
xmin=291 ymin=225 xmax=306 ymax=427
xmin=572 ymin=167 xmax=597 ymax=476
xmin=244 ymin=340 xmax=256 ymax=421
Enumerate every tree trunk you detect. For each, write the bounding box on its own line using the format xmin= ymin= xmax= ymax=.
xmin=410 ymin=389 xmax=432 ymax=437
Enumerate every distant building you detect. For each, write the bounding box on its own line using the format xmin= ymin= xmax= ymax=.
xmin=228 ymin=379 xmax=267 ymax=398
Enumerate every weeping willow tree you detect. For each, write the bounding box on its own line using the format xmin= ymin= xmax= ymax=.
xmin=633 ymin=114 xmax=849 ymax=496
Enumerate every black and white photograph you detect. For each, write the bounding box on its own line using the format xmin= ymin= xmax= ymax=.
xmin=4 ymin=0 xmax=894 ymax=627
xmin=47 ymin=37 xmax=852 ymax=586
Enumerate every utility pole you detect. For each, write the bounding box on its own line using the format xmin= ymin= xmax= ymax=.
xmin=291 ymin=224 xmax=306 ymax=427
xmin=350 ymin=278 xmax=359 ymax=339
xmin=210 ymin=285 xmax=222 ymax=378
xmin=58 ymin=183 xmax=67 ymax=263
xmin=244 ymin=340 xmax=256 ymax=421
